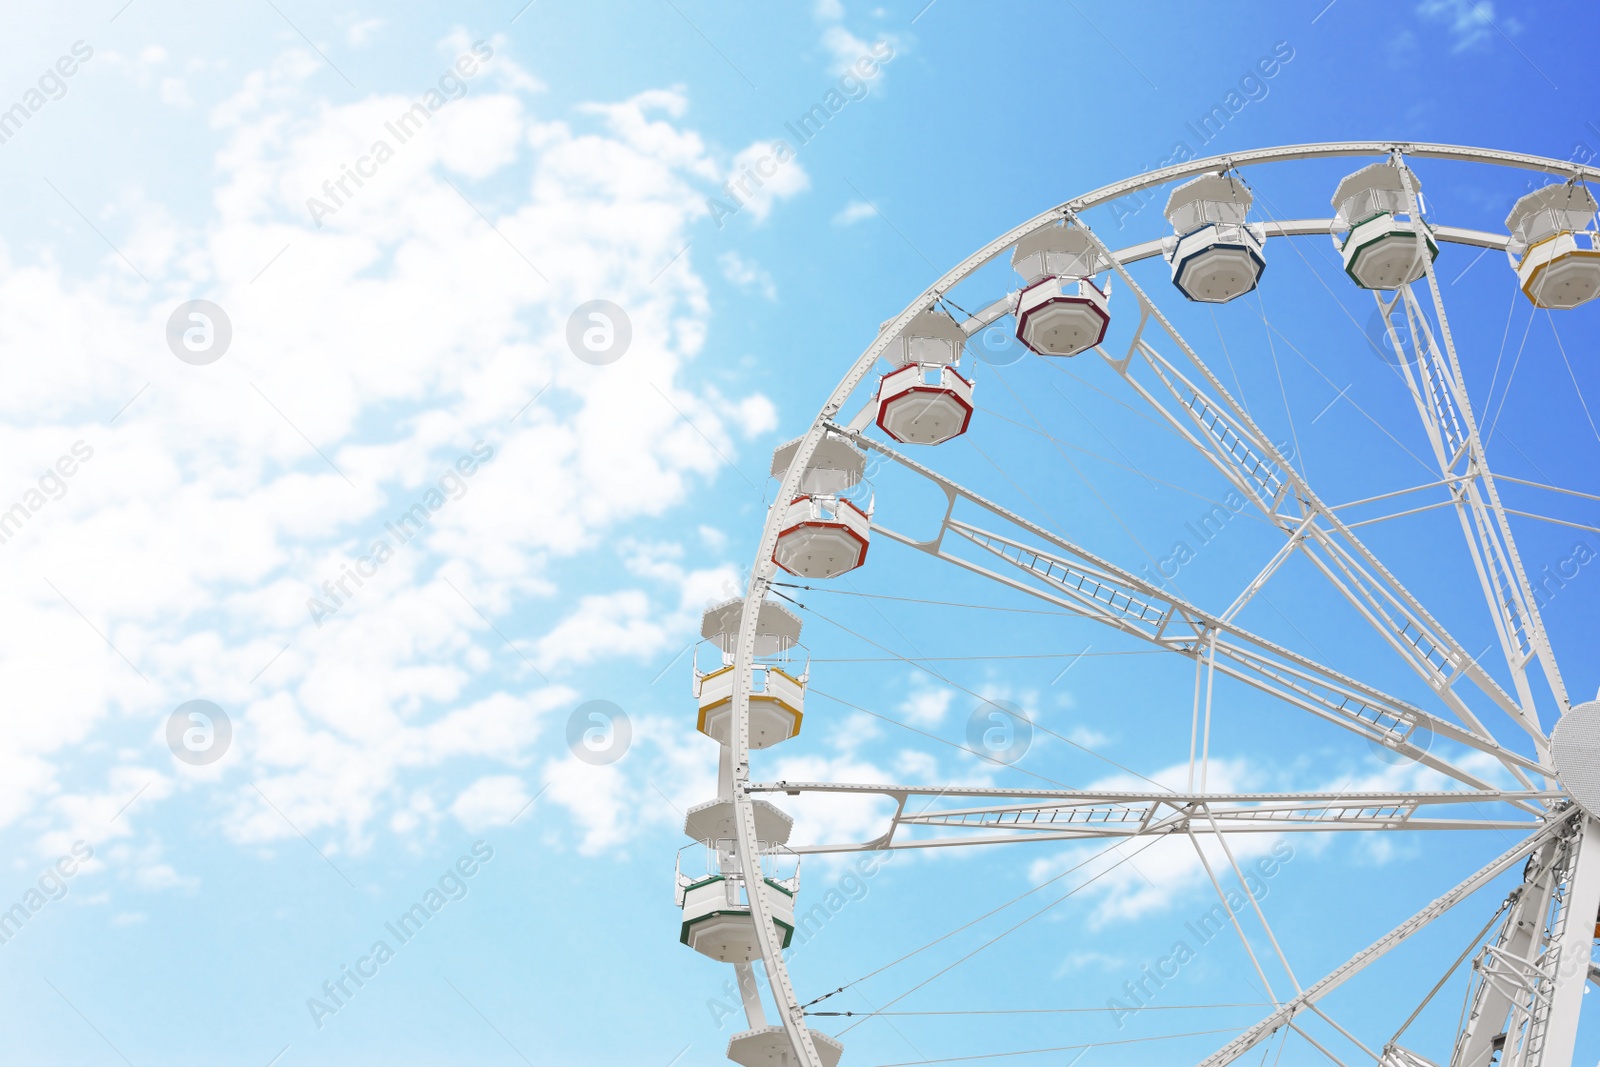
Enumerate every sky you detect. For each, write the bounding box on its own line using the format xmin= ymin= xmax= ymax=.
xmin=1 ymin=1 xmax=1599 ymax=1065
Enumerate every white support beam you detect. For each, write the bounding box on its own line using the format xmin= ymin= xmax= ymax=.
xmin=1390 ymin=162 xmax=1571 ymax=730
xmin=945 ymin=515 xmax=1540 ymax=790
xmin=1523 ymin=818 xmax=1600 ymax=1067
xmin=835 ymin=427 xmax=1545 ymax=793
xmin=1197 ymin=819 xmax=1570 ymax=1067
xmin=747 ymin=783 xmax=1556 ymax=854
xmin=1063 ymin=210 xmax=1543 ymax=766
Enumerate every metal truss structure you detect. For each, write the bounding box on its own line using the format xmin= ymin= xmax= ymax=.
xmin=713 ymin=143 xmax=1600 ymax=1067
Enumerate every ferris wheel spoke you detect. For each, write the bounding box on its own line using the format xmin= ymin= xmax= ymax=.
xmin=1383 ymin=157 xmax=1572 ymax=727
xmin=947 ymin=520 xmax=1533 ymax=792
xmin=1054 ymin=212 xmax=1543 ymax=763
xmin=1200 ymin=804 xmax=1303 ymax=993
xmin=1185 ymin=824 xmax=1283 ymax=1005
xmin=1287 ymin=1021 xmax=1356 ymax=1067
xmin=833 ymin=430 xmax=1542 ymax=792
xmin=1305 ymin=1004 xmax=1382 ymax=1065
xmin=1196 ymin=816 xmax=1571 ymax=1067
xmin=1450 ymin=815 xmax=1600 ymax=1067
xmin=747 ymin=784 xmax=1553 ymax=853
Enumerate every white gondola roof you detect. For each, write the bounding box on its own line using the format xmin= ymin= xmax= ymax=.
xmin=1011 ymin=223 xmax=1098 ymax=262
xmin=887 ymin=308 xmax=968 ymax=368
xmin=901 ymin=308 xmax=966 ymax=346
xmin=1505 ymin=184 xmax=1598 ymax=241
xmin=1010 ymin=223 xmax=1106 ymax=282
xmin=771 ymin=434 xmax=866 ymax=494
xmin=683 ymin=797 xmax=794 ymax=846
xmin=1165 ymin=173 xmax=1252 ymax=215
xmin=700 ymin=596 xmax=803 ymax=653
xmin=1331 ymin=162 xmax=1419 ymax=207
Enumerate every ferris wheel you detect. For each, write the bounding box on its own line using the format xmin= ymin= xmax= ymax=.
xmin=676 ymin=142 xmax=1600 ymax=1067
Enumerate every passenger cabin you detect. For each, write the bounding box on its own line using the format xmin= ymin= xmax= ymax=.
xmin=770 ymin=436 xmax=872 ymax=579
xmin=676 ymin=844 xmax=798 ymax=963
xmin=875 ymin=309 xmax=975 ymax=445
xmin=1505 ymin=184 xmax=1600 ymax=309
xmin=693 ymin=596 xmax=808 ymax=749
xmin=1011 ymin=224 xmax=1111 ymax=357
xmin=1162 ymin=173 xmax=1267 ymax=303
xmin=1331 ymin=162 xmax=1438 ymax=290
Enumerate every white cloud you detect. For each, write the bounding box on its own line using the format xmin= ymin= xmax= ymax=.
xmin=725 ymin=391 xmax=779 ymax=437
xmin=772 ymin=751 xmax=899 ymax=858
xmin=1066 ymin=725 xmax=1111 ymax=748
xmin=832 ymin=199 xmax=877 ymax=226
xmin=1054 ymin=949 xmax=1125 ymax=977
xmin=724 ymin=140 xmax=810 ymax=225
xmin=450 ymin=774 xmax=534 ymax=829
xmin=820 ymin=25 xmax=886 ymax=78
xmin=899 ymin=675 xmax=953 ymax=726
xmin=347 ymin=17 xmax=386 ymax=47
xmin=1416 ymin=0 xmax=1507 ymax=51
xmin=159 ymin=76 xmax=193 ymax=107
xmin=1019 ymin=750 xmax=1496 ymax=928
xmin=541 ymin=714 xmax=715 ymax=855
xmin=1025 ymin=758 xmax=1279 ymax=925
xmin=719 ymin=250 xmax=777 ymax=300
xmin=0 ymin=36 xmax=778 ymax=864
xmin=534 ymin=590 xmax=680 ymax=672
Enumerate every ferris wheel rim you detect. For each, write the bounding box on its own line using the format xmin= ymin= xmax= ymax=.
xmin=720 ymin=141 xmax=1597 ymax=1067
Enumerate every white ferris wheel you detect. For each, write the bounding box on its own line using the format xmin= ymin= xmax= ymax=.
xmin=675 ymin=142 xmax=1600 ymax=1067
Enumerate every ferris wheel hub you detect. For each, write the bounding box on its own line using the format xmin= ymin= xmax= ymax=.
xmin=1551 ymin=701 xmax=1600 ymax=820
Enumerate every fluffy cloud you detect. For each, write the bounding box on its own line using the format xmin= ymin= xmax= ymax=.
xmin=0 ymin=35 xmax=783 ymax=867
xmin=723 ymin=140 xmax=811 ymax=225
xmin=718 ymin=250 xmax=776 ymax=300
xmin=832 ymin=199 xmax=877 ymax=226
xmin=899 ymin=674 xmax=954 ymax=726
xmin=820 ymin=25 xmax=881 ymax=77
xmin=1023 ymin=751 xmax=1493 ymax=927
xmin=1416 ymin=0 xmax=1515 ymax=51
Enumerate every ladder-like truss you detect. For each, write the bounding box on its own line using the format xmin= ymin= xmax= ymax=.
xmin=746 ymin=782 xmax=1556 ymax=852
xmin=837 ymin=427 xmax=1546 ymax=797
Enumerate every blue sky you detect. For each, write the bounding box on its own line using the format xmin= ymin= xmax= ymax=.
xmin=1 ymin=1 xmax=1599 ymax=1065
